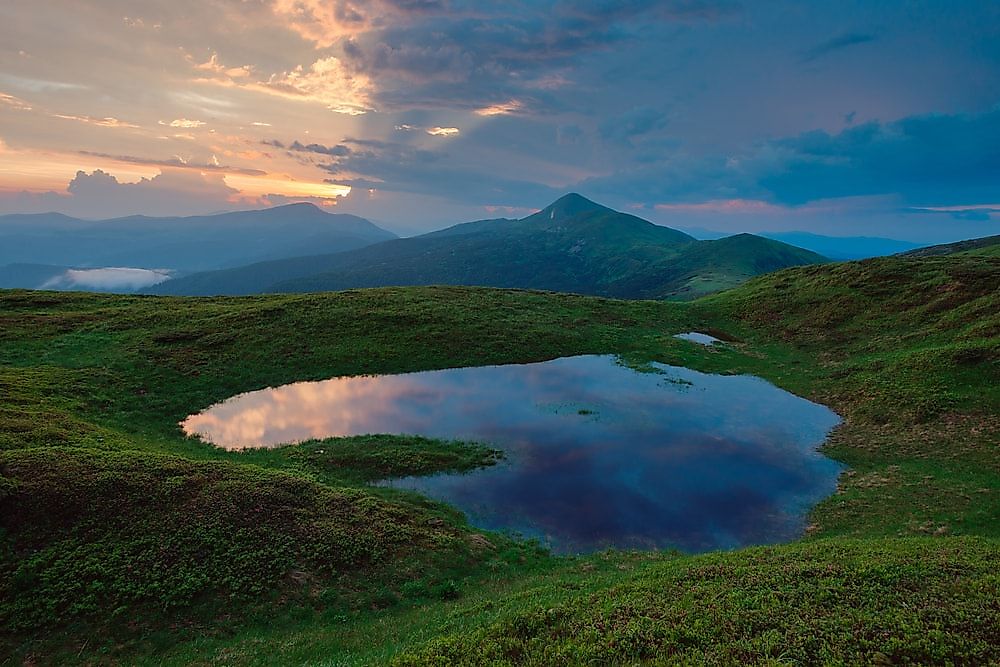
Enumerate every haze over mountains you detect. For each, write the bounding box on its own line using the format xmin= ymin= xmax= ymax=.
xmin=9 ymin=193 xmax=982 ymax=298
xmin=0 ymin=204 xmax=395 ymax=291
xmin=152 ymin=194 xmax=826 ymax=300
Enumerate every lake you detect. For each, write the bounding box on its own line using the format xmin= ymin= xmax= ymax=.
xmin=183 ymin=355 xmax=842 ymax=554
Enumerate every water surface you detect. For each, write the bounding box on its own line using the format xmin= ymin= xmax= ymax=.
xmin=184 ymin=355 xmax=841 ymax=553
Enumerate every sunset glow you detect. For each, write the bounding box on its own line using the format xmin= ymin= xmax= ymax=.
xmin=0 ymin=1 xmax=997 ymax=239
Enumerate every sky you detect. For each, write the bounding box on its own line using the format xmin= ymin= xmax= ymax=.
xmin=1 ymin=0 xmax=999 ymax=241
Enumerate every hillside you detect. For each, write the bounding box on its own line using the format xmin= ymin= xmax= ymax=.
xmin=1 ymin=251 xmax=997 ymax=664
xmin=901 ymin=233 xmax=1000 ymax=257
xmin=153 ymin=194 xmax=825 ymax=299
xmin=0 ymin=204 xmax=395 ymax=279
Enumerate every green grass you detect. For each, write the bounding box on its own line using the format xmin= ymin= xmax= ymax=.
xmin=1 ymin=253 xmax=998 ymax=664
xmin=397 ymin=538 xmax=1000 ymax=666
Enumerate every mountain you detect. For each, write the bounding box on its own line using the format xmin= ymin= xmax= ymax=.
xmin=153 ymin=194 xmax=826 ymax=299
xmin=759 ymin=232 xmax=923 ymax=259
xmin=900 ymin=234 xmax=1000 ymax=258
xmin=0 ymin=204 xmax=395 ymax=274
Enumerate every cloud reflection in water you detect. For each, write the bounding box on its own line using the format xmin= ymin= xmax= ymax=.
xmin=183 ymin=355 xmax=842 ymax=553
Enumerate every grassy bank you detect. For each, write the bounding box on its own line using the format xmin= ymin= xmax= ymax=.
xmin=1 ymin=254 xmax=998 ymax=664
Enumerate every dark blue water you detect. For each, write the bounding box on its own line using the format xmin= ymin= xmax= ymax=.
xmin=184 ymin=355 xmax=842 ymax=554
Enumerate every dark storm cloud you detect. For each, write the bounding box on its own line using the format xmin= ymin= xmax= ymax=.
xmin=581 ymin=107 xmax=1000 ymax=207
xmin=762 ymin=108 xmax=1000 ymax=205
xmin=288 ymin=141 xmax=353 ymax=157
xmin=341 ymin=0 xmax=740 ymax=111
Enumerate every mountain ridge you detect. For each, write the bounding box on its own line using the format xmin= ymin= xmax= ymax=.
xmin=152 ymin=194 xmax=824 ymax=299
xmin=0 ymin=204 xmax=395 ymax=278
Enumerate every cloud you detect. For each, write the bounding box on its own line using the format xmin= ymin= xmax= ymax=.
xmin=760 ymin=108 xmax=1000 ymax=205
xmin=476 ymin=100 xmax=525 ymax=116
xmin=160 ymin=119 xmax=207 ymax=128
xmin=328 ymin=1 xmax=737 ymax=113
xmin=261 ymin=57 xmax=374 ymax=114
xmin=599 ymin=106 xmax=667 ymax=144
xmin=77 ymin=151 xmax=266 ymax=176
xmin=390 ymin=123 xmax=460 ymax=136
xmin=190 ymin=53 xmax=253 ymax=79
xmin=0 ymin=92 xmax=32 ymax=111
xmin=0 ymin=169 xmax=252 ymax=218
xmin=269 ymin=0 xmax=450 ymax=49
xmin=308 ymin=136 xmax=561 ymax=204
xmin=41 ymin=267 xmax=172 ymax=291
xmin=800 ymin=33 xmax=876 ymax=63
xmin=53 ymin=114 xmax=138 ymax=128
xmin=581 ymin=107 xmax=1000 ymax=209
xmin=557 ymin=0 xmax=741 ymax=23
xmin=275 ymin=140 xmax=353 ymax=157
xmin=194 ymin=53 xmax=374 ymax=115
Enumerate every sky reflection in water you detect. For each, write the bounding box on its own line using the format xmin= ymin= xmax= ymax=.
xmin=184 ymin=355 xmax=841 ymax=554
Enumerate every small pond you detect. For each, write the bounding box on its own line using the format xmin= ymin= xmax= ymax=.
xmin=183 ymin=355 xmax=841 ymax=554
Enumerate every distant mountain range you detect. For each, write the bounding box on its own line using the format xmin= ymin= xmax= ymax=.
xmin=758 ymin=232 xmax=923 ymax=260
xmin=151 ymin=194 xmax=827 ymax=299
xmin=681 ymin=228 xmax=925 ymax=260
xmin=0 ymin=203 xmax=396 ymax=290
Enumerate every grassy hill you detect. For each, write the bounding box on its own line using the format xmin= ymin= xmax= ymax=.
xmin=152 ymin=194 xmax=825 ymax=299
xmin=1 ymin=250 xmax=998 ymax=664
xmin=901 ymin=233 xmax=1000 ymax=258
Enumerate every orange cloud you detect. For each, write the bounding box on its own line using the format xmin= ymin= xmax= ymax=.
xmin=0 ymin=92 xmax=32 ymax=111
xmin=269 ymin=0 xmax=373 ymax=49
xmin=226 ymin=172 xmax=351 ymax=200
xmin=255 ymin=57 xmax=373 ymax=115
xmin=426 ymin=127 xmax=460 ymax=136
xmin=476 ymin=100 xmax=524 ymax=116
xmin=192 ymin=54 xmax=373 ymax=115
xmin=52 ymin=114 xmax=139 ymax=128
xmin=191 ymin=53 xmax=253 ymax=79
xmin=160 ymin=118 xmax=207 ymax=128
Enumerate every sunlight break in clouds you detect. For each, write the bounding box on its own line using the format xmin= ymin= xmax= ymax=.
xmin=192 ymin=53 xmax=374 ymax=115
xmin=261 ymin=57 xmax=373 ymax=115
xmin=161 ymin=119 xmax=207 ymax=128
xmin=267 ymin=0 xmax=429 ymax=49
xmin=475 ymin=100 xmax=524 ymax=116
xmin=53 ymin=114 xmax=138 ymax=129
xmin=426 ymin=127 xmax=460 ymax=137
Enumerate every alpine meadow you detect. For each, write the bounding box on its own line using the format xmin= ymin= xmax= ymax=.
xmin=1 ymin=1 xmax=998 ymax=665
